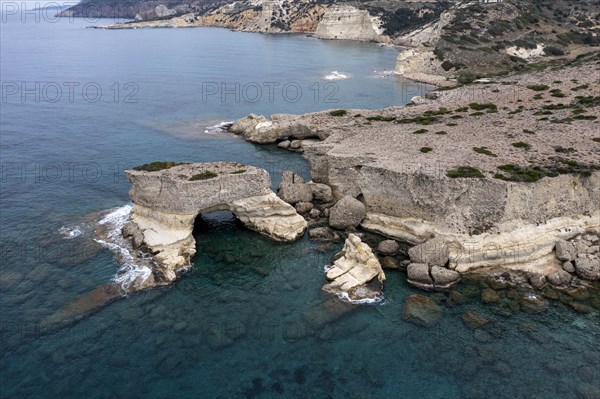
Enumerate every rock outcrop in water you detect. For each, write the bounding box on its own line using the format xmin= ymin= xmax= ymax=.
xmin=323 ymin=234 xmax=386 ymax=302
xmin=122 ymin=162 xmax=307 ymax=287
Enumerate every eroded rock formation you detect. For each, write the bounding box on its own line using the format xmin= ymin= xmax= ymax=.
xmin=123 ymin=162 xmax=307 ymax=286
xmin=323 ymin=234 xmax=386 ymax=302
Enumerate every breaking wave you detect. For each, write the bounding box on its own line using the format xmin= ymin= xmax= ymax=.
xmin=323 ymin=71 xmax=349 ymax=80
xmin=204 ymin=121 xmax=234 ymax=134
xmin=94 ymin=204 xmax=153 ymax=291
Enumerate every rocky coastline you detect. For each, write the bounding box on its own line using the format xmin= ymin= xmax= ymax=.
xmin=211 ymin=57 xmax=600 ymax=309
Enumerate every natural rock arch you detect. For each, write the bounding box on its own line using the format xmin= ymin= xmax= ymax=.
xmin=122 ymin=162 xmax=307 ymax=287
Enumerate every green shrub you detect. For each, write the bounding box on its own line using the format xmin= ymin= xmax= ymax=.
xmin=576 ymin=96 xmax=600 ymax=107
xmin=473 ymin=147 xmax=497 ymax=157
xmin=397 ymin=116 xmax=440 ymax=125
xmin=230 ymin=169 xmax=246 ymax=174
xmin=414 ymin=128 xmax=428 ymax=134
xmin=441 ymin=60 xmax=455 ymax=71
xmin=495 ymin=164 xmax=546 ymax=182
xmin=189 ymin=171 xmax=218 ymax=181
xmin=571 ymin=84 xmax=589 ymax=91
xmin=544 ymin=46 xmax=565 ymax=56
xmin=469 ymin=102 xmax=497 ymax=111
xmin=435 ymin=131 xmax=448 ymax=135
xmin=512 ymin=142 xmax=532 ymax=150
xmin=526 ymin=84 xmax=549 ymax=91
xmin=329 ymin=110 xmax=347 ymax=117
xmin=447 ymin=166 xmax=485 ymax=179
xmin=420 ymin=147 xmax=433 ymax=153
xmin=457 ymin=71 xmax=478 ymax=84
xmin=367 ymin=115 xmax=396 ymax=122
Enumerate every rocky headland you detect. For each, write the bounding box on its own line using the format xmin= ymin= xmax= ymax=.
xmin=225 ymin=55 xmax=600 ymax=305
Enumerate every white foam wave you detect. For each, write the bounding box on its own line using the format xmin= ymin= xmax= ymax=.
xmin=336 ymin=291 xmax=385 ymax=305
xmin=204 ymin=121 xmax=234 ymax=134
xmin=323 ymin=71 xmax=349 ymax=80
xmin=58 ymin=225 xmax=82 ymax=239
xmin=371 ymin=70 xmax=395 ymax=79
xmin=322 ymin=264 xmax=384 ymax=305
xmin=95 ymin=204 xmax=152 ymax=291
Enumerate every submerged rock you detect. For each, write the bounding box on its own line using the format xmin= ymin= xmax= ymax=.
xmin=481 ymin=288 xmax=500 ymax=304
xmin=41 ymin=284 xmax=121 ymax=330
xmin=328 ymin=196 xmax=366 ymax=230
xmin=308 ymin=227 xmax=339 ymax=241
xmin=322 ymin=234 xmax=385 ymax=301
xmin=402 ymin=294 xmax=443 ymax=327
xmin=519 ymin=293 xmax=549 ymax=313
xmin=461 ymin=310 xmax=489 ymax=329
xmin=303 ymin=297 xmax=356 ymax=328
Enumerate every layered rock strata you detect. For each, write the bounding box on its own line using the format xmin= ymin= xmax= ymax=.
xmin=123 ymin=162 xmax=307 ymax=286
xmin=323 ymin=234 xmax=386 ymax=302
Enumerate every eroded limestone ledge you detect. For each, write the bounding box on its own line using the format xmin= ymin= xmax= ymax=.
xmin=123 ymin=162 xmax=307 ymax=285
xmin=315 ymin=158 xmax=600 ymax=276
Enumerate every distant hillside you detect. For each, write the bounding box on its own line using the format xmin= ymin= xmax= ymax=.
xmin=433 ymin=0 xmax=600 ymax=81
xmin=393 ymin=0 xmax=600 ymax=85
xmin=60 ymin=0 xmax=453 ymax=37
xmin=62 ymin=0 xmax=600 ymax=83
xmin=58 ymin=0 xmax=225 ymax=20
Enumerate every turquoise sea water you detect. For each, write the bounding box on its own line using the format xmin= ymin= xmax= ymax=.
xmin=1 ymin=13 xmax=599 ymax=399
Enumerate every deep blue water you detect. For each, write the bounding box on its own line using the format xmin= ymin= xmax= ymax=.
xmin=1 ymin=12 xmax=599 ymax=399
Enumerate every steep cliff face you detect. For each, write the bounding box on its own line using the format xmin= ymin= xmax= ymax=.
xmin=314 ymin=5 xmax=387 ymax=42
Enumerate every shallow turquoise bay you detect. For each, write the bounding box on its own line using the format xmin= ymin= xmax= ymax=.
xmin=1 ymin=14 xmax=599 ymax=399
